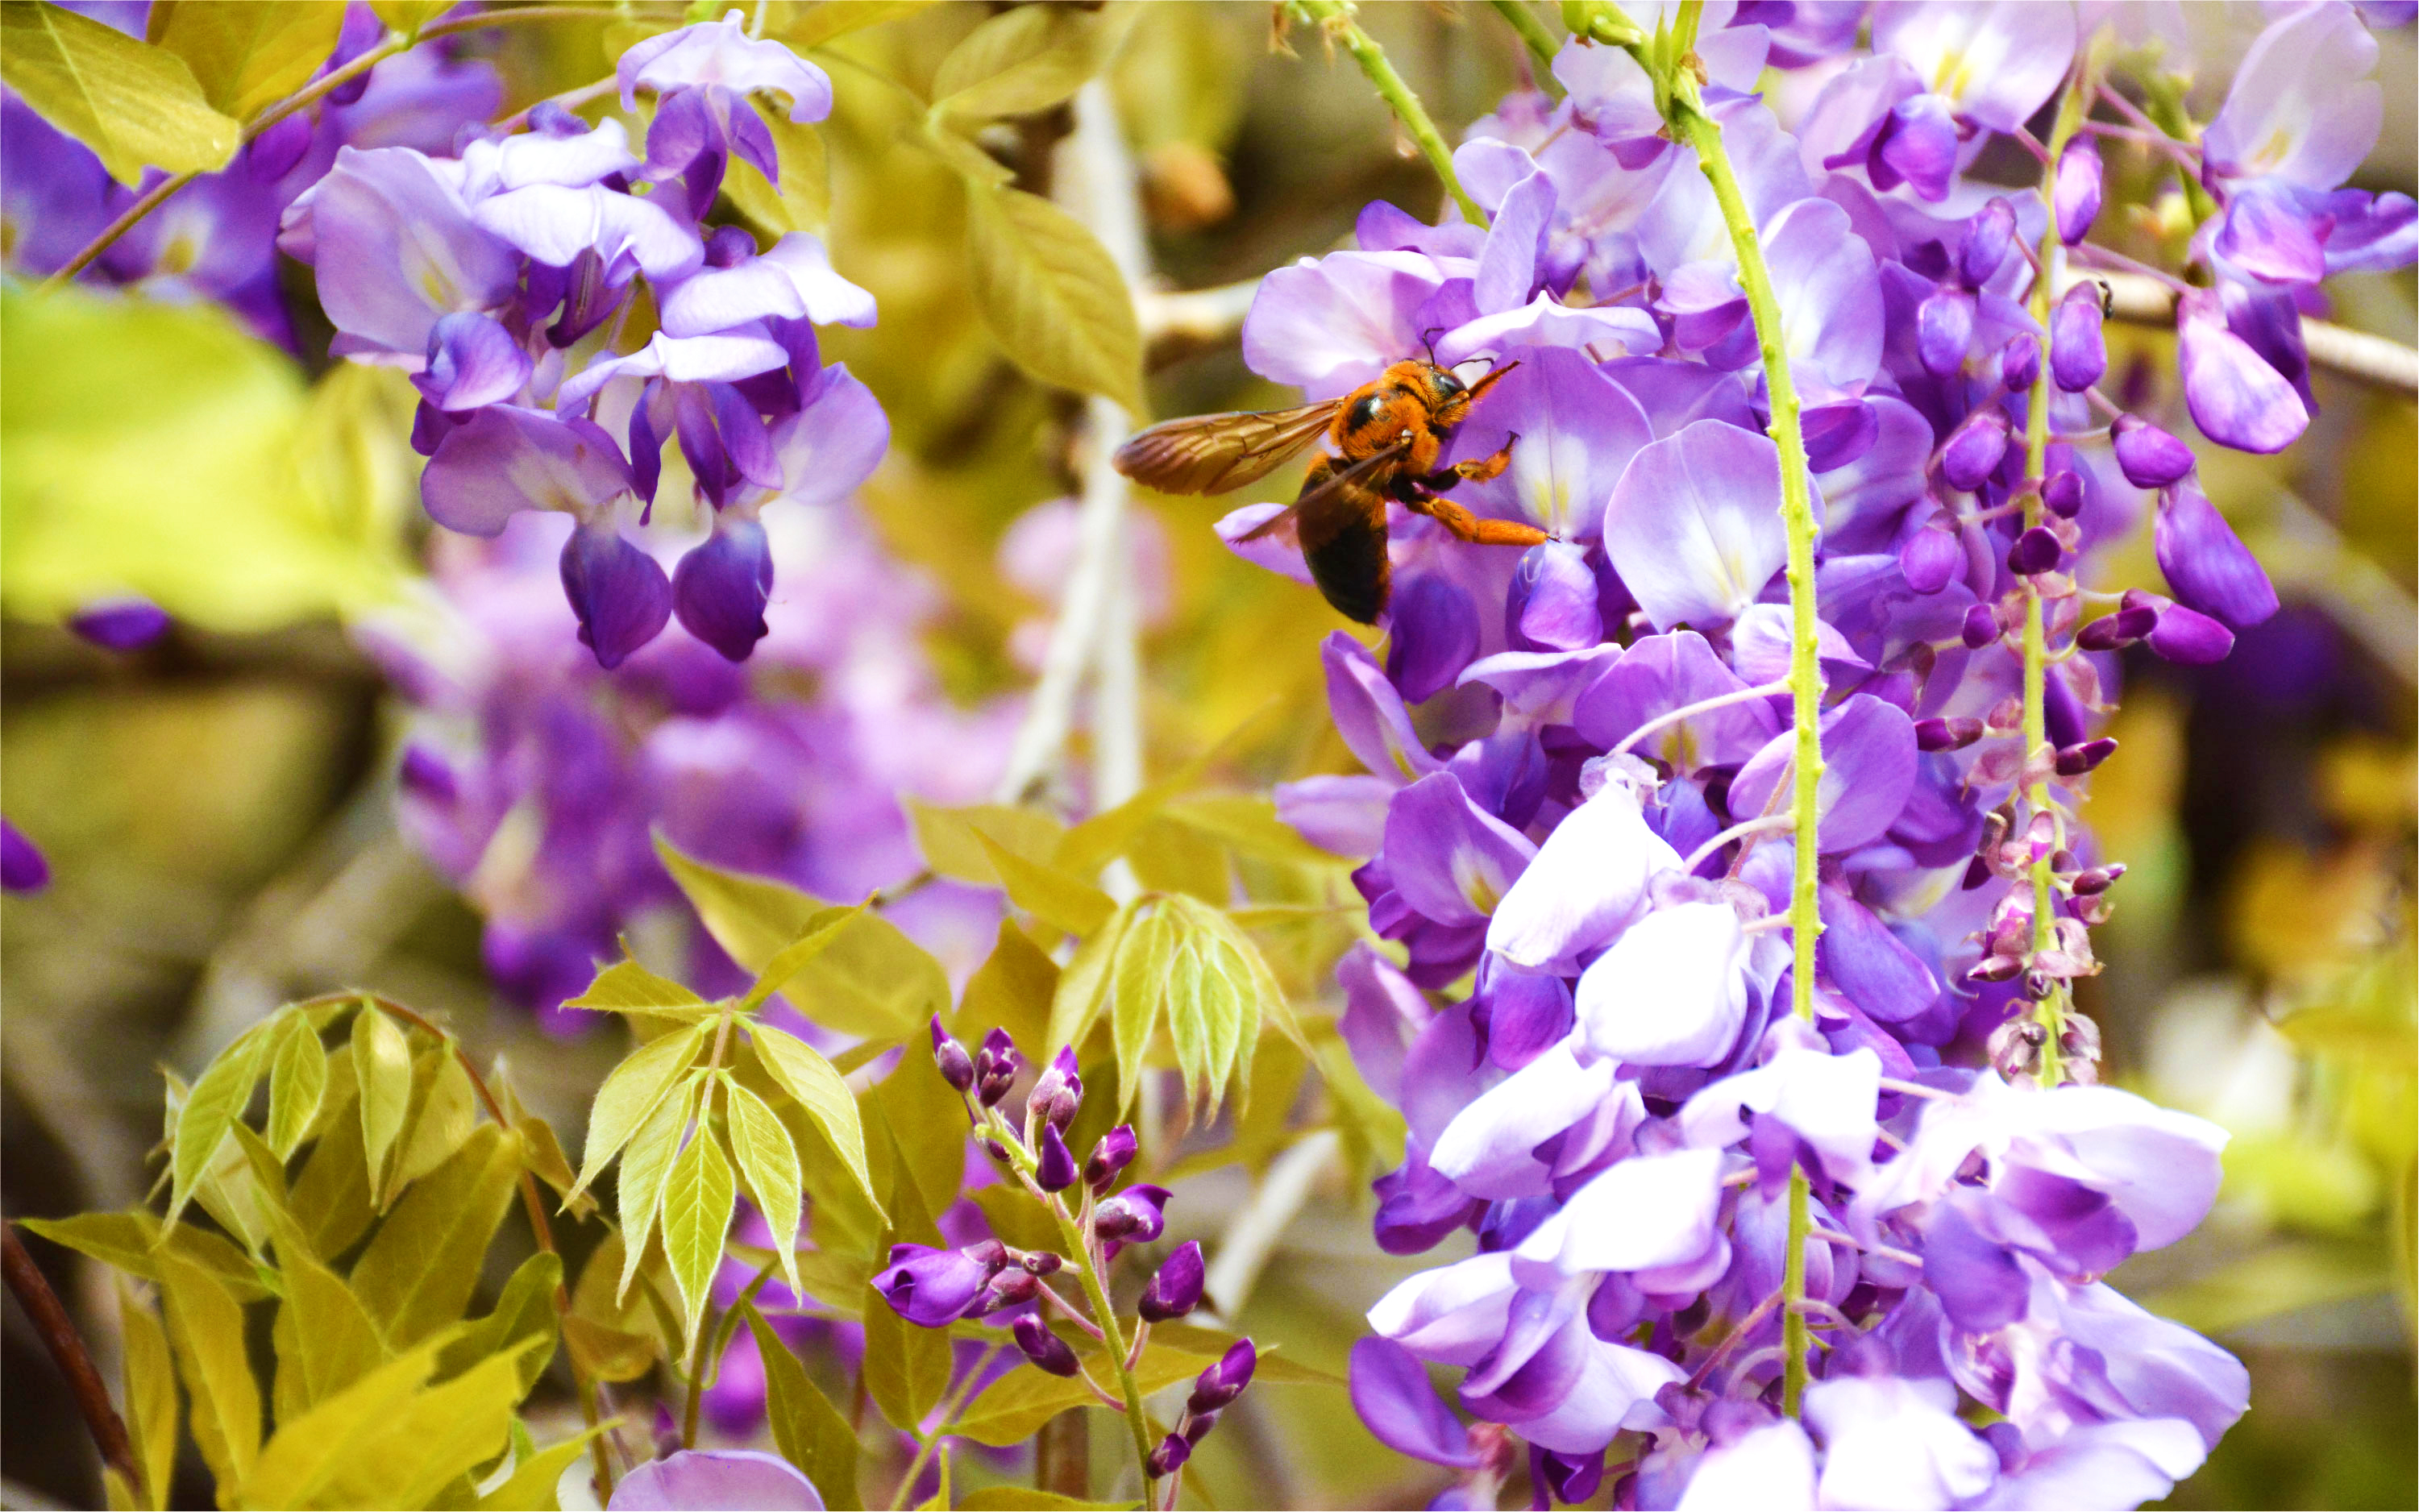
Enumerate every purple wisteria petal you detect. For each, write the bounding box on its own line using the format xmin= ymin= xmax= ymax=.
xmin=1387 ymin=575 xmax=1481 ymax=704
xmin=457 ymin=115 xmax=639 ymax=199
xmin=1482 ymin=972 xmax=1574 ymax=1070
xmin=1514 ymin=1149 xmax=1726 ymax=1275
xmin=609 ymin=1449 xmax=822 ymax=1510
xmin=1445 ymin=347 xmax=1655 ymax=541
xmin=1506 ymin=542 xmax=1603 ymax=652
xmin=1679 ymin=1042 xmax=1883 ymax=1189
xmin=2 ymin=820 xmax=50 ymax=893
xmin=1457 ymin=646 xmax=1624 ymax=725
xmin=1728 ymin=694 xmax=1918 ymax=853
xmin=1873 ymin=93 xmax=1960 ymax=201
xmin=1242 ymin=250 xmax=1458 ymax=400
xmin=69 ymin=596 xmax=170 ymax=651
xmin=1984 ymin=1419 xmax=2210 ymax=1510
xmin=2155 ymin=482 xmax=2279 ymax=630
xmin=1486 ymin=780 xmax=1679 ymax=974
xmin=1326 ymin=632 xmax=1444 ymax=783
xmin=766 ymin=366 xmax=888 ymax=509
xmin=2213 ymin=184 xmax=2330 ymax=285
xmin=1763 ymin=197 xmax=1883 ymax=390
xmin=422 ymin=406 xmax=637 ymax=535
xmin=1435 ymin=295 xmax=1662 ymax=367
xmin=415 ymin=312 xmax=532 ymax=412
xmin=1573 ymin=629 xmax=1782 ymax=773
xmin=1577 ymin=902 xmax=1753 ymax=1067
xmin=1870 ymin=1 xmax=2079 ymax=134
xmin=659 ymin=232 xmax=876 ymax=336
xmin=293 ymin=146 xmax=519 ymax=360
xmin=1338 ymin=943 xmax=1433 ymax=1101
xmin=1815 ymin=887 xmax=1941 ymax=1023
xmin=1677 ymin=1421 xmax=1816 ymax=1510
xmin=1349 ymin=1337 xmax=1479 ymax=1468
xmin=1729 ymin=603 xmax=1868 ymax=689
xmin=2201 ymin=2 xmax=2382 ymax=189
xmin=2177 ymin=287 xmax=2310 ymax=452
xmin=555 ymin=330 xmax=791 ymax=415
xmin=674 ymin=515 xmax=775 ymax=661
xmin=1367 ymin=1252 xmax=1520 ymax=1368
xmin=1275 ymin=774 xmax=1394 ymax=858
xmin=2050 ymin=280 xmax=2106 ymax=393
xmin=560 ymin=522 xmax=675 ymax=670
xmin=471 ymin=182 xmax=703 ymax=285
xmin=1382 ymin=772 xmax=1537 ymax=928
xmin=1216 ymin=503 xmax=1316 ymax=587
xmin=1804 ymin=1376 xmax=1997 ymax=1510
xmin=1602 ymin=421 xmax=1792 ymax=631
xmin=1474 ymin=171 xmax=1553 ymax=314
xmin=618 ymin=13 xmax=834 ymax=123
xmin=2146 ymin=600 xmax=2235 ymax=664
xmin=1431 ymin=1044 xmax=1619 ymax=1198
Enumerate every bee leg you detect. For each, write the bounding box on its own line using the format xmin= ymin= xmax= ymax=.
xmin=1417 ymin=432 xmax=1519 ymax=489
xmin=1406 ymin=490 xmax=1552 ymax=547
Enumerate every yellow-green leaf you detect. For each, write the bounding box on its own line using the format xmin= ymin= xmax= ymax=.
xmin=350 ymin=1124 xmax=523 ymax=1346
xmin=741 ymin=1300 xmax=861 ymax=1510
xmin=975 ymin=829 xmax=1115 ymax=937
xmin=152 ymin=1 xmax=345 ymax=121
xmin=366 ymin=0 xmax=452 ymax=34
xmin=722 ymin=1079 xmax=805 ymax=1297
xmin=1109 ymin=905 xmax=1173 ymax=1104
xmin=239 ymin=1336 xmax=447 ymax=1510
xmin=384 ymin=1046 xmax=476 ymax=1206
xmin=1045 ymin=899 xmax=1137 ymax=1054
xmin=743 ymin=899 xmax=870 ymax=1011
xmin=962 ymin=182 xmax=1142 ymax=413
xmin=0 ymin=2 xmax=237 ymax=184
xmin=350 ymin=1005 xmax=414 ymax=1199
xmin=750 ymin=1023 xmax=880 ymax=1218
xmin=616 ymin=1075 xmax=698 ymax=1304
xmin=264 ymin=1014 xmax=329 ymax=1161
xmin=168 ymin=1020 xmax=270 ymax=1227
xmin=859 ymin=1288 xmax=953 ymax=1432
xmin=564 ymin=953 xmax=716 ymax=1019
xmin=439 ymin=1251 xmax=561 ymax=1398
xmin=19 ymin=1211 xmax=269 ymax=1301
xmin=660 ymin=1118 xmax=736 ymax=1352
xmin=723 ymin=100 xmax=829 ymax=235
xmin=956 ymin=1491 xmax=1130 ymax=1510
xmin=929 ymin=3 xmax=1112 ymax=122
xmin=270 ymin=1240 xmax=389 ymax=1423
xmin=155 ymin=1251 xmax=261 ymax=1489
xmin=656 ymin=835 xmax=827 ymax=969
xmin=116 ymin=1280 xmax=177 ymax=1511
xmin=1162 ymin=795 xmax=1343 ymax=869
xmin=904 ymin=800 xmax=1066 ymax=886
xmin=864 ymin=1050 xmax=966 ymax=1236
xmin=777 ymin=0 xmax=933 ymax=48
xmin=954 ymin=920 xmax=1059 ymax=1057
xmin=570 ymin=1021 xmax=708 ymax=1199
xmin=474 ymin=1427 xmax=609 ymax=1512
xmin=289 ymin=1094 xmax=377 ymax=1261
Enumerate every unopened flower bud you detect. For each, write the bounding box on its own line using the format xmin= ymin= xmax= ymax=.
xmin=929 ymin=1017 xmax=975 ymax=1095
xmin=1017 ymin=1249 xmax=1063 ymax=1276
xmin=985 ymin=1269 xmax=1041 ymax=1311
xmin=2007 ymin=526 xmax=2063 ymax=576
xmin=1092 ymin=1184 xmax=1171 ymax=1246
xmin=1012 ymin=1315 xmax=1081 ymax=1377
xmin=1962 ymin=602 xmax=2001 ymax=650
xmin=1959 ymin=197 xmax=2017 ymax=289
xmin=2055 ymin=136 xmax=2103 ymax=245
xmin=1898 ymin=525 xmax=1961 ymax=595
xmin=1033 ymin=1122 xmax=1078 ymax=1193
xmin=1183 ymin=1410 xmax=1220 ymax=1445
xmin=964 ymin=1239 xmax=1008 ymax=1271
xmin=1997 ymin=333 xmax=2039 ymax=394
xmin=2042 ymin=468 xmax=2085 ymax=519
xmin=2051 ymin=281 xmax=2106 ymax=392
xmin=2061 ymin=1011 xmax=2102 ymax=1064
xmin=1941 ymin=409 xmax=2011 ymax=491
xmin=983 ymin=1136 xmax=1013 ymax=1164
xmin=2077 ymin=604 xmax=2158 ymax=650
xmin=2055 ymin=737 xmax=2118 ymax=775
xmin=2072 ymin=862 xmax=2125 ymax=896
xmin=1968 ymin=953 xmax=2024 ymax=983
xmin=974 ymin=1028 xmax=1021 ymax=1107
xmin=1988 ymin=1015 xmax=2048 ymax=1077
xmin=1029 ymin=1045 xmax=1083 ymax=1131
xmin=2023 ymin=969 xmax=2055 ymax=1001
xmin=1085 ymin=1124 xmax=1138 ymax=1190
xmin=1917 ymin=287 xmax=1976 ymax=376
xmin=1914 ymin=717 xmax=1985 ymax=752
xmin=1149 ymin=1434 xmax=1191 ymax=1478
xmin=2111 ymin=414 xmax=2196 ymax=488
xmin=1961 ymin=856 xmax=1992 ymax=891
xmin=2145 ymin=600 xmax=2235 ymax=664
xmin=1138 ymin=1240 xmax=1206 ymax=1323
xmin=1187 ymin=1338 xmax=1257 ymax=1413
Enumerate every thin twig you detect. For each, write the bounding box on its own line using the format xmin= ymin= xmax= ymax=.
xmin=3 ymin=1223 xmax=142 ymax=1502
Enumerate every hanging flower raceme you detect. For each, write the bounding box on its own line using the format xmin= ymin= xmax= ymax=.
xmin=285 ymin=15 xmax=884 ymax=669
xmin=1201 ymin=2 xmax=2414 ymax=1505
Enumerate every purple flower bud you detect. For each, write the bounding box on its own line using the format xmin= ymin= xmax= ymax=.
xmin=1962 ymin=602 xmax=2001 ymax=650
xmin=984 ymin=1268 xmax=1041 ymax=1310
xmin=1898 ymin=525 xmax=1961 ymax=595
xmin=2155 ymin=483 xmax=2279 ymax=629
xmin=871 ymin=1243 xmax=996 ymax=1328
xmin=1018 ymin=1249 xmax=1062 ymax=1276
xmin=2109 ymin=416 xmax=2196 ymax=489
xmin=672 ymin=517 xmax=775 ymax=663
xmin=2 ymin=820 xmax=50 ymax=894
xmin=1033 ymin=1122 xmax=1078 ymax=1193
xmin=1086 ymin=1124 xmax=1138 ymax=1190
xmin=68 ymin=596 xmax=170 ymax=652
xmin=974 ymin=1028 xmax=1021 ymax=1107
xmin=2072 ymin=863 xmax=2125 ymax=895
xmin=1958 ymin=197 xmax=2016 ymax=289
xmin=1029 ymin=1045 xmax=1083 ymax=1131
xmin=1541 ymin=1449 xmax=1606 ymax=1507
xmin=2055 ymin=136 xmax=2103 ymax=245
xmin=963 ymin=1238 xmax=1009 ymax=1270
xmin=929 ymin=1017 xmax=975 ymax=1094
xmin=1012 ymin=1315 xmax=1081 ymax=1377
xmin=1188 ymin=1338 xmax=1257 ymax=1414
xmin=705 ymin=223 xmax=757 ymax=268
xmin=2007 ymin=526 xmax=2063 ymax=576
xmin=1093 ymin=1183 xmax=1170 ymax=1245
xmin=2076 ymin=604 xmax=2158 ymax=650
xmin=560 ymin=522 xmax=675 ymax=671
xmin=1182 ymin=1410 xmax=1220 ymax=1445
xmin=2144 ymin=600 xmax=2236 ymax=664
xmin=1916 ymin=288 xmax=1976 ymax=377
xmin=1138 ymin=1240 xmax=1206 ymax=1323
xmin=1940 ymin=410 xmax=2010 ymax=492
xmin=2042 ymin=468 xmax=2085 ymax=519
xmin=2055 ymin=737 xmax=2118 ymax=775
xmin=1997 ymin=333 xmax=2039 ymax=394
xmin=397 ymin=744 xmax=459 ymax=807
xmin=1914 ymin=717 xmax=1985 ymax=752
xmin=1148 ymin=1434 xmax=1191 ymax=1478
xmin=2050 ymin=282 xmax=2107 ymax=393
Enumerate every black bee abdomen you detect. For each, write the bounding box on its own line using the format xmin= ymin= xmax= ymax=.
xmin=1345 ymin=391 xmax=1389 ymax=434
xmin=1306 ymin=511 xmax=1390 ymax=624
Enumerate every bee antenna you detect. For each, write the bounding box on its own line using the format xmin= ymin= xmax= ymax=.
xmin=1419 ymin=326 xmax=1443 ymax=366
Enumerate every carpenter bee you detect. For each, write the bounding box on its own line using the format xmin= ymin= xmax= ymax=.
xmin=1112 ymin=359 xmax=1544 ymax=623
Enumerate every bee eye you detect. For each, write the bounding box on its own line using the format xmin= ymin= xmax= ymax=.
xmin=1432 ymin=371 xmax=1465 ymax=400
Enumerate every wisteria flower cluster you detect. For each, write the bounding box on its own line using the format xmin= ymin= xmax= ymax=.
xmin=881 ymin=1025 xmax=1260 ymax=1503
xmin=284 ymin=11 xmax=882 ymax=669
xmin=1219 ymin=3 xmax=2414 ymax=1507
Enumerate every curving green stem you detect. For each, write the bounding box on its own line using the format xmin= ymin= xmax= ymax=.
xmin=2018 ymin=45 xmax=2101 ymax=1087
xmin=1284 ymin=1 xmax=1486 ymax=226
xmin=1646 ymin=0 xmax=1823 ymax=1416
xmin=1490 ymin=0 xmax=1565 ymax=73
